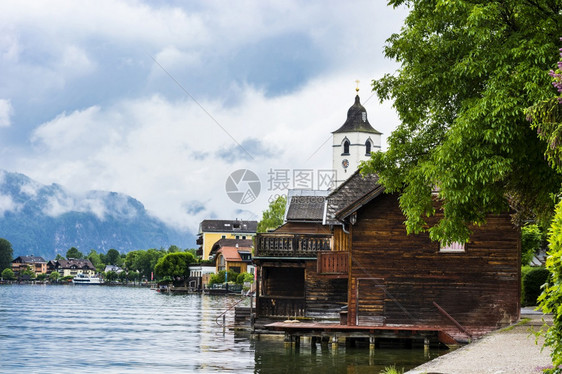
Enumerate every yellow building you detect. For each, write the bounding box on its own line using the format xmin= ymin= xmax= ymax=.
xmin=11 ymin=256 xmax=47 ymax=275
xmin=196 ymin=219 xmax=257 ymax=260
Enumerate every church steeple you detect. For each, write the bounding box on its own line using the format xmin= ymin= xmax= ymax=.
xmin=332 ymin=95 xmax=382 ymax=135
xmin=332 ymin=89 xmax=382 ymax=188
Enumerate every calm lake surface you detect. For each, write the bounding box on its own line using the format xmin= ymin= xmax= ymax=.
xmin=0 ymin=285 xmax=445 ymax=373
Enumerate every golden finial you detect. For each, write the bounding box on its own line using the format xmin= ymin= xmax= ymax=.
xmin=355 ymin=80 xmax=360 ymax=93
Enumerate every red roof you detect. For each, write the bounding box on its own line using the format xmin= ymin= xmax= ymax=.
xmin=217 ymin=246 xmax=243 ymax=261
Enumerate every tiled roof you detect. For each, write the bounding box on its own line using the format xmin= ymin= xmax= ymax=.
xmin=210 ymin=238 xmax=253 ymax=257
xmin=13 ymin=256 xmax=47 ymax=263
xmin=217 ymin=247 xmax=243 ymax=262
xmin=199 ymin=219 xmax=257 ymax=233
xmin=285 ymin=189 xmax=330 ymax=222
xmin=55 ymin=258 xmax=96 ymax=271
xmin=324 ymin=170 xmax=380 ymax=225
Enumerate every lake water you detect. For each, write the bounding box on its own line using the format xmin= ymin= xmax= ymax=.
xmin=0 ymin=285 xmax=444 ymax=373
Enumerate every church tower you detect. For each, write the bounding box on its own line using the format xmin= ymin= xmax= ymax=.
xmin=332 ymin=89 xmax=381 ymax=188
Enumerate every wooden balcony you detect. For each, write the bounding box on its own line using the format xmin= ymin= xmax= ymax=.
xmin=257 ymin=296 xmax=306 ymax=317
xmin=255 ymin=233 xmax=332 ymax=258
xmin=317 ymin=251 xmax=349 ymax=278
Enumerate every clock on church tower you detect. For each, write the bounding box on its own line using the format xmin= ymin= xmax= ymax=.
xmin=332 ymin=87 xmax=382 ymax=188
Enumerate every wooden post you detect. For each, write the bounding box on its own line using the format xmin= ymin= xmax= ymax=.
xmin=424 ymin=337 xmax=430 ymax=358
xmin=331 ymin=335 xmax=339 ymax=353
xmin=369 ymin=335 xmax=375 ymax=355
xmin=222 ymin=315 xmax=226 ymax=334
xmin=284 ymin=333 xmax=292 ymax=349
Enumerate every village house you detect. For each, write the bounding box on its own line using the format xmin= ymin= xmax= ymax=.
xmin=209 ymin=238 xmax=254 ymax=275
xmin=48 ymin=258 xmax=96 ymax=277
xmin=11 ymin=256 xmax=48 ymax=276
xmin=253 ymin=92 xmax=520 ymax=344
xmin=196 ymin=219 xmax=257 ymax=260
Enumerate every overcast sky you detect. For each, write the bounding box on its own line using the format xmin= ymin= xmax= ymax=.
xmin=0 ymin=1 xmax=408 ymax=234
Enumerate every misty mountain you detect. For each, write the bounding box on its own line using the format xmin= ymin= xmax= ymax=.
xmin=0 ymin=170 xmax=196 ymax=259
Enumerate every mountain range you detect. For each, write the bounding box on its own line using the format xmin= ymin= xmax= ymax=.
xmin=0 ymin=170 xmax=196 ymax=259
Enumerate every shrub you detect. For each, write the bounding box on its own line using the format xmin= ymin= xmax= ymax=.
xmin=1 ymin=268 xmax=15 ymax=280
xmin=208 ymin=270 xmax=239 ymax=285
xmin=523 ymin=267 xmax=550 ymax=306
xmin=539 ymin=200 xmax=562 ymax=371
xmin=236 ymin=272 xmax=254 ymax=284
xmin=521 ymin=265 xmax=533 ymax=305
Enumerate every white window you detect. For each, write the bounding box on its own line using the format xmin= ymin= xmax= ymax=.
xmin=440 ymin=241 xmax=465 ymax=253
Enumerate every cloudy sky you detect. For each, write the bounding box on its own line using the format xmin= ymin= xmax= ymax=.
xmin=0 ymin=1 xmax=407 ymax=234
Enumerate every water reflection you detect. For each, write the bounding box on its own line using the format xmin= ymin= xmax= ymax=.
xmin=0 ymin=285 xmax=445 ymax=373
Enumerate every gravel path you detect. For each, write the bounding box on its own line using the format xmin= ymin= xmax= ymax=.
xmin=406 ymin=311 xmax=554 ymax=374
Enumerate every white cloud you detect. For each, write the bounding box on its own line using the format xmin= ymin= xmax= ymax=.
xmin=0 ymin=0 xmax=408 ymax=238
xmin=0 ymin=99 xmax=13 ymax=127
xmin=0 ymin=194 xmax=19 ymax=216
xmin=18 ymin=73 xmax=400 ymax=232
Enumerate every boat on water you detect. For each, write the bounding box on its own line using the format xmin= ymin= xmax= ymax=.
xmin=72 ymin=274 xmax=102 ymax=285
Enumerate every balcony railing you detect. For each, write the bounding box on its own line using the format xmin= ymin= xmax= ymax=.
xmin=255 ymin=233 xmax=332 ymax=257
xmin=257 ymin=296 xmax=306 ymax=317
xmin=317 ymin=251 xmax=348 ymax=277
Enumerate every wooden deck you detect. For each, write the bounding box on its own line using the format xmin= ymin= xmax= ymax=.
xmin=264 ymin=321 xmax=460 ymax=347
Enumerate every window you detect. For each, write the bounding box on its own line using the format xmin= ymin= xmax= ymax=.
xmin=235 ymin=235 xmax=240 ymax=239
xmin=242 ymin=236 xmax=246 ymax=239
xmin=342 ymin=139 xmax=350 ymax=155
xmin=365 ymin=140 xmax=372 ymax=155
xmin=221 ymin=235 xmax=226 ymax=239
xmin=439 ymin=241 xmax=465 ymax=253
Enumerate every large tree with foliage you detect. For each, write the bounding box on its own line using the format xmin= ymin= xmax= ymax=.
xmin=154 ymin=252 xmax=195 ymax=281
xmin=106 ymin=249 xmax=120 ymax=265
xmin=66 ymin=247 xmax=84 ymax=259
xmin=363 ymin=0 xmax=562 ymax=243
xmin=0 ymin=238 xmax=13 ymax=271
xmin=257 ymin=195 xmax=287 ymax=233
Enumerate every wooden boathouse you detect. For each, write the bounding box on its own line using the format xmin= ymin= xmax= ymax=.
xmin=253 ymin=170 xmax=520 ymax=346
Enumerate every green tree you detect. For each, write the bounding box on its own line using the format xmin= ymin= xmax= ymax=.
xmin=257 ymin=195 xmax=287 ymax=233
xmin=128 ymin=271 xmax=140 ymax=284
xmin=21 ymin=266 xmax=36 ymax=279
xmin=87 ymin=249 xmax=102 ymax=268
xmin=0 ymin=238 xmax=13 ymax=272
xmin=132 ymin=249 xmax=166 ymax=279
xmin=49 ymin=271 xmax=60 ymax=283
xmin=104 ymin=270 xmax=118 ymax=283
xmin=55 ymin=254 xmax=65 ymax=260
xmin=154 ymin=252 xmax=195 ymax=281
xmin=66 ymin=247 xmax=84 ymax=259
xmin=362 ymin=0 xmax=562 ymax=244
xmin=1 ymin=268 xmax=15 ymax=280
xmin=167 ymin=245 xmax=180 ymax=253
xmin=106 ymin=249 xmax=120 ymax=265
xmin=118 ymin=270 xmax=128 ymax=284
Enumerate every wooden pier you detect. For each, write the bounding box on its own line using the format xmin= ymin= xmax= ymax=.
xmin=264 ymin=321 xmax=460 ymax=352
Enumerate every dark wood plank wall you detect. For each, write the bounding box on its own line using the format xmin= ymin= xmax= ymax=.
xmin=332 ymin=226 xmax=350 ymax=251
xmin=347 ymin=193 xmax=520 ymax=337
xmin=304 ymin=261 xmax=348 ymax=319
